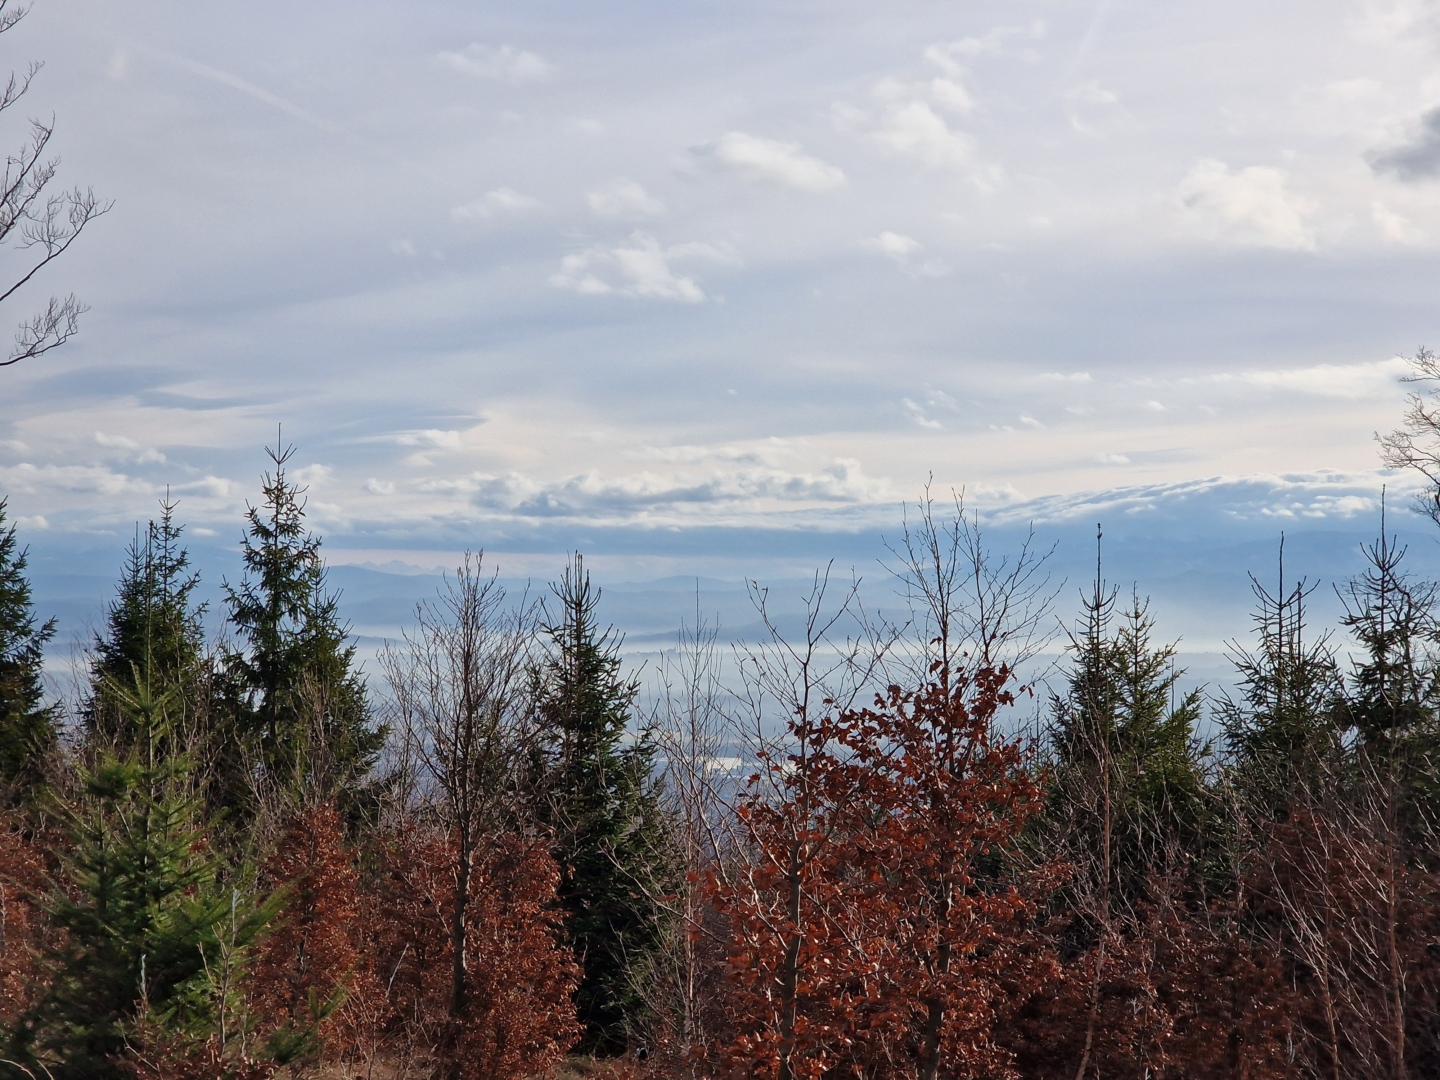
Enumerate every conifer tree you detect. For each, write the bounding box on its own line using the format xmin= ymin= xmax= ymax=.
xmin=0 ymin=498 xmax=57 ymax=807
xmin=1219 ymin=538 xmax=1343 ymax=820
xmin=1335 ymin=510 xmax=1440 ymax=845
xmin=221 ymin=440 xmax=383 ymax=818
xmin=529 ymin=556 xmax=673 ymax=1055
xmin=8 ymin=652 xmax=273 ymax=1078
xmin=1046 ymin=536 xmax=1209 ymax=907
xmin=86 ymin=497 xmax=207 ymax=755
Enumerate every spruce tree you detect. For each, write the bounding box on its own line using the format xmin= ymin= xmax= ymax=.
xmin=1335 ymin=513 xmax=1440 ymax=841
xmin=8 ymin=654 xmax=273 ymax=1078
xmin=221 ymin=441 xmax=383 ymax=817
xmin=1218 ymin=538 xmax=1343 ymax=820
xmin=1047 ymin=545 xmax=1209 ymax=909
xmin=0 ymin=498 xmax=57 ymax=807
xmin=86 ymin=497 xmax=208 ymax=755
xmin=529 ymin=556 xmax=673 ymax=1054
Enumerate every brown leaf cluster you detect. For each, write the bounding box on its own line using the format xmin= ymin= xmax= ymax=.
xmin=0 ymin=813 xmax=49 ymax=1029
xmin=340 ymin=825 xmax=581 ymax=1079
xmin=701 ymin=669 xmax=1054 ymax=1080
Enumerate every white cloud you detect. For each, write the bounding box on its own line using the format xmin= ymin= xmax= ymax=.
xmin=292 ymin=464 xmax=333 ymax=487
xmin=875 ymin=73 xmax=975 ymax=117
xmin=16 ymin=515 xmax=47 ymax=529
xmin=393 ymin=430 xmax=463 ymax=449
xmin=437 ymin=43 xmax=553 ymax=84
xmin=837 ymin=38 xmax=1022 ymax=185
xmin=862 ymin=231 xmax=951 ymax=277
xmin=924 ymin=23 xmax=1045 ymax=67
xmin=551 ymin=232 xmax=738 ymax=302
xmin=1373 ymin=201 xmax=1421 ymax=242
xmin=1064 ymin=80 xmax=1121 ymax=133
xmin=452 ymin=188 xmax=542 ymax=221
xmin=902 ymin=398 xmax=943 ymax=429
xmin=1037 ymin=372 xmax=1093 ymax=384
xmin=1323 ymin=78 xmax=1382 ymax=103
xmin=417 ymin=457 xmax=891 ymax=520
xmin=1144 ymin=400 xmax=1166 ymax=412
xmin=869 ymin=100 xmax=975 ymax=170
xmin=1066 ymin=81 xmax=1119 ymax=107
xmin=93 ymin=432 xmax=166 ymax=464
xmin=986 ymin=472 xmax=1412 ymax=531
xmin=587 ymin=179 xmax=667 ymax=219
xmin=365 ymin=478 xmax=396 ymax=495
xmin=698 ymin=132 xmax=846 ymax=193
xmin=175 ymin=475 xmax=233 ymax=499
xmin=1228 ymin=357 xmax=1410 ymax=399
xmin=0 ymin=463 xmax=149 ymax=498
xmin=929 ymin=78 xmax=976 ymax=115
xmin=1178 ymin=160 xmax=1318 ymax=250
xmin=865 ymin=231 xmax=921 ymax=258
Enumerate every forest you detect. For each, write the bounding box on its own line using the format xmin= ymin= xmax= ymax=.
xmin=1 ymin=367 xmax=1440 ymax=1080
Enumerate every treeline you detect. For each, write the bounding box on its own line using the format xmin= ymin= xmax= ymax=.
xmin=4 ymin=448 xmax=1440 ymax=1079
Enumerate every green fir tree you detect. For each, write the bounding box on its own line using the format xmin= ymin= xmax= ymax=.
xmin=221 ymin=440 xmax=383 ymax=819
xmin=1335 ymin=509 xmax=1440 ymax=842
xmin=7 ymin=653 xmax=273 ymax=1079
xmin=530 ymin=556 xmax=674 ymax=1055
xmin=86 ymin=497 xmax=208 ymax=756
xmin=1218 ymin=538 xmax=1343 ymax=821
xmin=0 ymin=498 xmax=57 ymax=807
xmin=1047 ymin=541 xmax=1210 ymax=908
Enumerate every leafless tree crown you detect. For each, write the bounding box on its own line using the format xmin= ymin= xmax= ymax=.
xmin=0 ymin=0 xmax=110 ymax=368
xmin=1377 ymin=346 xmax=1440 ymax=523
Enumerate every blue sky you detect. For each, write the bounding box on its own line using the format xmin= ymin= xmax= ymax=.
xmin=5 ymin=0 xmax=1440 ymax=623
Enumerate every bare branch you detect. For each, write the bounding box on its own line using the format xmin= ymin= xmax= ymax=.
xmin=0 ymin=11 xmax=110 ymax=368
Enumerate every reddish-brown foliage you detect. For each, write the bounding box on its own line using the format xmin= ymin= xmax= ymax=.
xmin=250 ymin=802 xmax=368 ymax=1056
xmin=120 ymin=1024 xmax=275 ymax=1080
xmin=704 ymin=667 xmax=1054 ymax=1080
xmin=0 ymin=812 xmax=49 ymax=1029
xmin=1002 ymin=885 xmax=1299 ymax=1080
xmin=347 ymin=824 xmax=581 ymax=1079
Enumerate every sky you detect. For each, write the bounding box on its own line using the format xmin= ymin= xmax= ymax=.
xmin=7 ymin=0 xmax=1440 ymax=646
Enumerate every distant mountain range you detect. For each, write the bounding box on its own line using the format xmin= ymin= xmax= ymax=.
xmin=25 ymin=469 xmax=1440 ymax=705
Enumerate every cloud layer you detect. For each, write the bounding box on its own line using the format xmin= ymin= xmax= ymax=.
xmin=3 ymin=0 xmax=1440 ymax=602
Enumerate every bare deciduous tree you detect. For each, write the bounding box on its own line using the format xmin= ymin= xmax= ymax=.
xmin=884 ymin=483 xmax=1058 ymax=687
xmin=1378 ymin=346 xmax=1440 ymax=524
xmin=0 ymin=0 xmax=109 ymax=368
xmin=646 ymin=599 xmax=736 ymax=1052
xmin=380 ymin=553 xmax=533 ymax=1030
